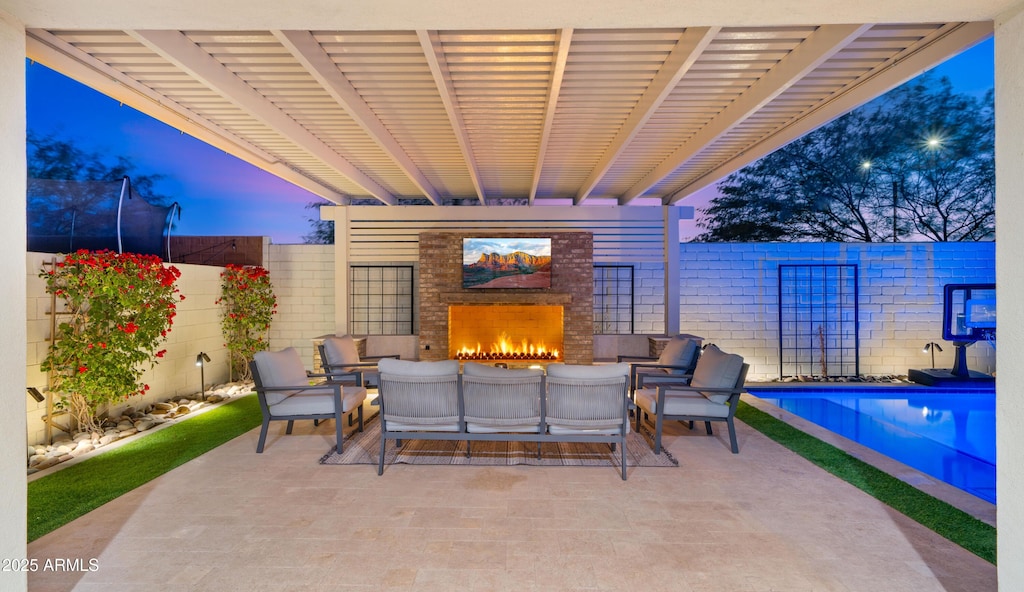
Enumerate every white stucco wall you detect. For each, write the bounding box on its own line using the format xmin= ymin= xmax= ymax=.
xmin=1 ymin=10 xmax=28 ymax=592
xmin=25 ymin=254 xmax=230 ymax=446
xmin=996 ymin=3 xmax=1024 ymax=588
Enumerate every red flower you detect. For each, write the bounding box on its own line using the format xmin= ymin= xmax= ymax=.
xmin=78 ymin=365 xmax=88 ymax=374
xmin=120 ymin=322 xmax=139 ymax=334
xmin=155 ymin=350 xmax=167 ymax=358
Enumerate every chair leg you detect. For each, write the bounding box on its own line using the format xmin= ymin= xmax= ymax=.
xmin=342 ymin=411 xmax=350 ymax=454
xmin=285 ymin=420 xmax=294 ymax=435
xmin=727 ymin=418 xmax=739 ymax=453
xmin=536 ymin=442 xmax=542 ymax=460
xmin=620 ymin=435 xmax=627 ymax=481
xmin=654 ymin=412 xmax=664 ymax=454
xmin=704 ymin=421 xmax=713 ymax=435
xmin=378 ymin=434 xmax=387 ymax=475
xmin=348 ymin=413 xmax=354 ymax=427
xmin=256 ymin=418 xmax=270 ymax=453
xmin=313 ymin=419 xmax=321 ymax=427
xmin=687 ymin=420 xmax=694 ymax=430
xmin=466 ymin=440 xmax=472 ymax=458
xmin=357 ymin=405 xmax=365 ymax=432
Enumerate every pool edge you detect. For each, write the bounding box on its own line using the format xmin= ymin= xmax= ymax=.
xmin=740 ymin=392 xmax=997 ymax=527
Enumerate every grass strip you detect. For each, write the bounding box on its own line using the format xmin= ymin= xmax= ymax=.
xmin=735 ymin=400 xmax=996 ymax=564
xmin=27 ymin=394 xmax=261 ymax=542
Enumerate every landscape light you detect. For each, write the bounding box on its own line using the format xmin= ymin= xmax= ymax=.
xmin=196 ymin=352 xmax=211 ymax=400
xmin=922 ymin=342 xmax=943 ymax=369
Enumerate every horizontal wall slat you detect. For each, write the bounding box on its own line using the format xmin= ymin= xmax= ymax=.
xmin=339 ymin=205 xmax=669 ymax=263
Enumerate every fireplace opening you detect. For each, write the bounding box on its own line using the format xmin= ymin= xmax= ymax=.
xmin=448 ymin=304 xmax=563 ymax=361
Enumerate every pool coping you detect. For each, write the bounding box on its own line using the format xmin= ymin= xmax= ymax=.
xmin=740 ymin=387 xmax=996 ymax=527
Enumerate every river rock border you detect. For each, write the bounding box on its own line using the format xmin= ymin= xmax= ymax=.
xmin=27 ymin=382 xmax=253 ymax=476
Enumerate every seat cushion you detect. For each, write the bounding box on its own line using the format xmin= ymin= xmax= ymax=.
xmin=463 ymin=362 xmax=544 ymax=378
xmin=322 ymin=335 xmax=361 ymax=365
xmin=466 ymin=423 xmax=542 ymax=433
xmin=690 ymin=345 xmax=744 ymax=403
xmin=381 ymin=420 xmax=462 ymax=432
xmin=547 ymin=424 xmax=625 ymax=436
xmin=253 ymin=348 xmax=310 ymax=405
xmin=268 ymin=385 xmax=366 ymax=417
xmin=378 ymin=358 xmax=460 ymax=377
xmin=546 ymin=362 xmax=629 ymax=379
xmin=656 ymin=336 xmax=698 ymax=373
xmin=635 ymin=388 xmax=730 ymax=418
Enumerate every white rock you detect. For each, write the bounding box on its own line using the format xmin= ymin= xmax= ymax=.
xmin=118 ymin=428 xmax=138 ymax=439
xmin=98 ymin=434 xmax=118 ymax=446
xmin=27 ymin=445 xmax=36 ymax=458
xmin=135 ymin=420 xmax=156 ymax=432
xmin=70 ymin=442 xmax=94 ymax=456
xmin=116 ymin=421 xmax=134 ymax=431
xmin=55 ymin=445 xmax=72 ymax=455
xmin=73 ymin=432 xmax=92 ymax=442
xmin=35 ymin=457 xmax=61 ymax=470
xmin=28 ymin=454 xmax=47 ymax=467
xmin=174 ymin=405 xmax=191 ymax=416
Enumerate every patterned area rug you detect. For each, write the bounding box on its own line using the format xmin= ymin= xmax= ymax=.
xmin=319 ymin=418 xmax=679 ymax=468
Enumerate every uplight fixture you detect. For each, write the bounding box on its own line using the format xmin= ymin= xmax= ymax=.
xmin=922 ymin=342 xmax=943 ymax=369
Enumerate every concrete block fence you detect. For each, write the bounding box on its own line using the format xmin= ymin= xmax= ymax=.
xmin=676 ymin=242 xmax=996 ymax=381
xmin=25 ymin=241 xmax=995 ymax=443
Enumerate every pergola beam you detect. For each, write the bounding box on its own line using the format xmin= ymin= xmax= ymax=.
xmin=619 ymin=23 xmax=870 ymax=205
xmin=418 ymin=29 xmax=487 ymax=204
xmin=274 ymin=30 xmax=442 ymax=205
xmin=27 ymin=29 xmax=349 ymax=205
xmin=129 ymin=29 xmax=397 ymax=205
xmin=575 ymin=27 xmax=718 ymax=205
xmin=529 ymin=28 xmax=573 ymax=205
xmin=666 ymin=21 xmax=994 ymax=204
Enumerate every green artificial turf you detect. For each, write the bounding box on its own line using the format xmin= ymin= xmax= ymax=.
xmin=735 ymin=400 xmax=997 ymax=564
xmin=27 ymin=394 xmax=262 ymax=542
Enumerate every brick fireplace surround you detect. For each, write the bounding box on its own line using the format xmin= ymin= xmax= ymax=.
xmin=418 ymin=232 xmax=594 ymax=365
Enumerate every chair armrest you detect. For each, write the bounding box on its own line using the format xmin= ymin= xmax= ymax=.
xmin=362 ymin=354 xmax=400 ymax=362
xmin=617 ymin=355 xmax=657 ymax=362
xmin=322 ymin=362 xmax=381 ymax=370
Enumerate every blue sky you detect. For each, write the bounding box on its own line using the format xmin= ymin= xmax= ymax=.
xmin=27 ymin=37 xmax=994 ymax=244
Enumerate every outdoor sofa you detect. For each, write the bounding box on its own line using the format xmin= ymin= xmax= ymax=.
xmin=376 ymin=359 xmax=633 ymax=479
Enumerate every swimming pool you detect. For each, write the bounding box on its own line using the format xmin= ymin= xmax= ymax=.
xmin=746 ymin=386 xmax=995 ymax=504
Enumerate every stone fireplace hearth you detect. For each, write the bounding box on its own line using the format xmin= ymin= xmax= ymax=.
xmin=418 ymin=232 xmax=593 ymax=365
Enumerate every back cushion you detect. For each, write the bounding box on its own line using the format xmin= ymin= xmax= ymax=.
xmin=253 ymin=348 xmax=309 ymax=405
xmin=690 ymin=345 xmax=744 ymax=403
xmin=322 ymin=335 xmax=361 ymax=365
xmin=378 ymin=358 xmax=460 ymax=377
xmin=546 ymin=363 xmax=629 ymax=379
xmin=657 ymin=336 xmax=698 ymax=371
xmin=463 ymin=362 xmax=544 ymax=378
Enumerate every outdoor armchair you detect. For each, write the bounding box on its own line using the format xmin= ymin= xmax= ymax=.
xmin=250 ymin=347 xmax=368 ymax=454
xmin=634 ymin=344 xmax=749 ymax=454
xmin=618 ymin=335 xmax=701 ymax=396
xmin=318 ymin=334 xmax=399 ymax=390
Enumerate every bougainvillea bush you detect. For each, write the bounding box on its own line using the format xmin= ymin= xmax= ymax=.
xmin=218 ymin=264 xmax=277 ymax=381
xmin=41 ymin=250 xmax=182 ymax=434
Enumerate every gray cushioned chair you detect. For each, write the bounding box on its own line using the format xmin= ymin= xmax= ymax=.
xmin=250 ymin=347 xmax=368 ymax=454
xmin=545 ymin=362 xmax=631 ymax=480
xmin=619 ymin=335 xmax=701 ymax=396
xmin=634 ymin=345 xmax=749 ymax=454
xmin=318 ymin=334 xmax=399 ymax=390
xmin=462 ymin=362 xmax=546 ymax=458
xmin=376 ymin=358 xmax=462 ymax=475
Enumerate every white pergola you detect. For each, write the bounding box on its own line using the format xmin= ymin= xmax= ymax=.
xmin=1 ymin=1 xmax=1022 ymax=589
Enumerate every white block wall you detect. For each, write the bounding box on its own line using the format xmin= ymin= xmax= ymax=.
xmin=634 ymin=261 xmax=666 ymax=334
xmin=25 ymin=253 xmax=229 ymax=445
xmin=265 ymin=244 xmax=336 ymax=368
xmin=678 ymin=242 xmax=996 ymax=380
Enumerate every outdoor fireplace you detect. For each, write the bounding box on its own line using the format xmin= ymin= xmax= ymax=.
xmin=449 ymin=305 xmax=563 ymax=361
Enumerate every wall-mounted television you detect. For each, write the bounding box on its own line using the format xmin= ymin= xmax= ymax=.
xmin=462 ymin=237 xmax=552 ymax=289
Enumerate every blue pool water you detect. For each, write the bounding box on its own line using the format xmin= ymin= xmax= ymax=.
xmin=746 ymin=386 xmax=996 ymax=504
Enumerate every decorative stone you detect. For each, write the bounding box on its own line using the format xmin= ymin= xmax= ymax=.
xmin=58 ymin=454 xmax=74 ymax=462
xmin=73 ymin=432 xmax=92 ymax=442
xmin=98 ymin=434 xmax=118 ymax=446
xmin=28 ymin=454 xmax=47 ymax=467
xmin=174 ymin=405 xmax=191 ymax=415
xmin=117 ymin=428 xmax=138 ymax=439
xmin=206 ymin=395 xmax=224 ymax=404
xmin=35 ymin=457 xmax=61 ymax=470
xmin=55 ymin=445 xmax=72 ymax=455
xmin=70 ymin=443 xmax=94 ymax=456
xmin=27 ymin=445 xmax=37 ymax=458
xmin=154 ymin=402 xmax=175 ymax=411
xmin=135 ymin=420 xmax=156 ymax=432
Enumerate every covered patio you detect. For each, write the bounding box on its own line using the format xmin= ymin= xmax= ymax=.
xmin=2 ymin=1 xmax=1023 ymax=590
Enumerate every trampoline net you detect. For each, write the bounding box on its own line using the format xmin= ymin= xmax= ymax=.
xmin=27 ymin=177 xmax=179 ymax=259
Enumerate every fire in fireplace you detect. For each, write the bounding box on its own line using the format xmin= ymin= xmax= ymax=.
xmin=448 ymin=304 xmax=563 ymax=361
xmin=454 ymin=332 xmax=559 ymax=361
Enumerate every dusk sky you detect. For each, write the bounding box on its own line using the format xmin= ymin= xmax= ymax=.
xmin=26 ymin=37 xmax=994 ymax=245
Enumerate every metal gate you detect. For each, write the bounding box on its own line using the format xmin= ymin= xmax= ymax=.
xmin=778 ymin=264 xmax=859 ymax=378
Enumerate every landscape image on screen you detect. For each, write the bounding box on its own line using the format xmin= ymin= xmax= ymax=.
xmin=462 ymin=237 xmax=552 ymax=289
